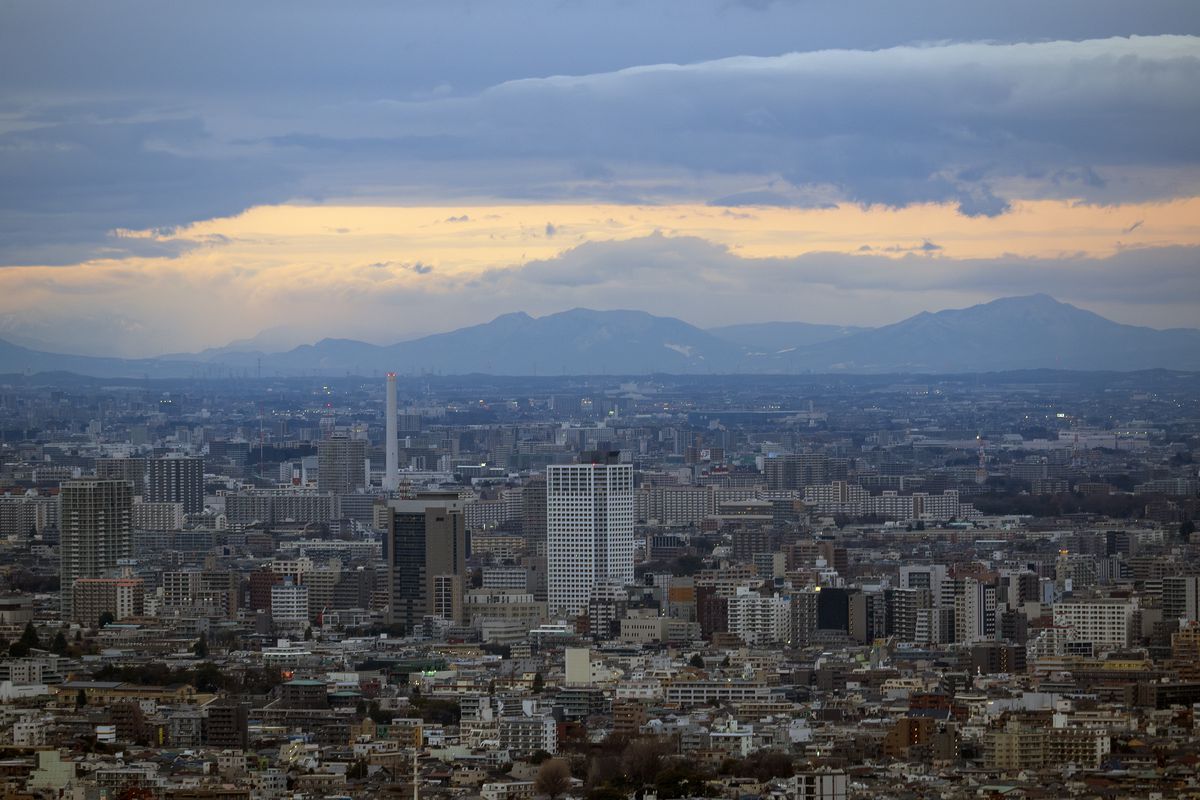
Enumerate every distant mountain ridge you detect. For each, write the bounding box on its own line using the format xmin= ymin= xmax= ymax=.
xmin=797 ymin=294 xmax=1200 ymax=373
xmin=0 ymin=295 xmax=1197 ymax=377
xmin=707 ymin=321 xmax=868 ymax=352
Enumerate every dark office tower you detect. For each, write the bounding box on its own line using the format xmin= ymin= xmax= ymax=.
xmin=521 ymin=477 xmax=547 ymax=543
xmin=970 ymin=642 xmax=1026 ymax=675
xmin=697 ymin=585 xmax=729 ymax=639
xmin=397 ymin=412 xmax=423 ymax=433
xmin=816 ymin=587 xmax=850 ymax=632
xmin=148 ymin=456 xmax=204 ymax=514
xmin=205 ymin=700 xmax=249 ymax=749
xmin=387 ymin=495 xmax=467 ymax=630
xmin=95 ymin=457 xmax=147 ymax=492
xmin=60 ymin=480 xmax=133 ymax=616
xmin=998 ymin=608 xmax=1029 ymax=645
xmin=249 ymin=568 xmax=283 ymax=612
xmin=791 ymin=589 xmax=819 ymax=647
xmin=318 ymin=433 xmax=367 ymax=495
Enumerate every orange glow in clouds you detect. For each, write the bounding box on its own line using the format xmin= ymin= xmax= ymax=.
xmin=103 ymin=196 xmax=1200 ymax=281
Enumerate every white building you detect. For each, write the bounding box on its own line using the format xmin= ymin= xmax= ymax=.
xmin=803 ymin=483 xmax=976 ymax=522
xmin=497 ymin=713 xmax=557 ymax=756
xmin=547 ymin=454 xmax=634 ymax=617
xmin=481 ymin=566 xmax=528 ymax=592
xmin=636 ymin=485 xmax=715 ymax=526
xmin=726 ymin=587 xmax=792 ymax=646
xmin=1052 ymin=600 xmax=1137 ymax=650
xmin=271 ymin=581 xmax=311 ymax=627
xmin=954 ymin=578 xmax=997 ymax=643
xmin=789 ymin=770 xmax=848 ymax=800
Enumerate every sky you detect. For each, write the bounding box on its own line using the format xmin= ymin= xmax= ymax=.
xmin=1 ymin=1 xmax=1198 ymax=356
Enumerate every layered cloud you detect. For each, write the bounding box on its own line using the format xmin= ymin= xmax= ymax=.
xmin=1 ymin=25 xmax=1198 ymax=264
xmin=486 ymin=233 xmax=1200 ymax=311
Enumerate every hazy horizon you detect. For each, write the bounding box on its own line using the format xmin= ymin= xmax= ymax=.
xmin=3 ymin=293 xmax=1198 ymax=363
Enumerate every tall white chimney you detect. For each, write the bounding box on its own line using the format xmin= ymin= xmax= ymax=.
xmin=384 ymin=372 xmax=399 ymax=491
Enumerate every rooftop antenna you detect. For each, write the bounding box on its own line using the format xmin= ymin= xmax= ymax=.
xmin=259 ymin=405 xmax=265 ymax=484
xmin=975 ymin=434 xmax=987 ymax=485
xmin=384 ymin=372 xmax=399 ymax=492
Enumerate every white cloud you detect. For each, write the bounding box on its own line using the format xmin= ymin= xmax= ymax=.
xmin=488 ymin=233 xmax=1200 ymax=310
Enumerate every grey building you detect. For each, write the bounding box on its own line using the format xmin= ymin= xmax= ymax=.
xmin=60 ymin=480 xmax=133 ymax=616
xmin=318 ymin=433 xmax=366 ymax=495
xmin=148 ymin=456 xmax=204 ymax=514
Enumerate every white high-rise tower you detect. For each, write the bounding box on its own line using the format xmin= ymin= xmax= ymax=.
xmin=547 ymin=451 xmax=634 ymax=617
xmin=384 ymin=372 xmax=399 ymax=492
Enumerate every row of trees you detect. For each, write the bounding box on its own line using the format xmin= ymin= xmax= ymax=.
xmin=1 ymin=621 xmax=73 ymax=658
xmin=90 ymin=660 xmax=284 ymax=695
xmin=542 ymin=735 xmax=800 ymax=800
xmin=971 ymin=489 xmax=1152 ymax=519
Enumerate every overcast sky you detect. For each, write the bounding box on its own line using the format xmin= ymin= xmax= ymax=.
xmin=2 ymin=1 xmax=1198 ymax=355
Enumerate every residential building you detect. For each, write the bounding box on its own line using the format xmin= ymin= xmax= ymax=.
xmin=547 ymin=452 xmax=634 ymax=617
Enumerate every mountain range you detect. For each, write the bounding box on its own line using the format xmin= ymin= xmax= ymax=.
xmin=1 ymin=295 xmax=1197 ymax=378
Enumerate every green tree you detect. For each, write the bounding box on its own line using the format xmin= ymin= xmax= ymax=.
xmin=1181 ymin=518 xmax=1196 ymax=542
xmin=368 ymin=702 xmax=392 ymax=725
xmin=654 ymin=761 xmax=714 ymax=799
xmin=18 ymin=621 xmax=40 ymax=650
xmin=531 ymin=671 xmax=545 ymax=693
xmin=534 ymin=758 xmax=572 ymax=800
xmin=413 ymin=698 xmax=460 ymax=725
xmin=98 ymin=611 xmax=115 ymax=628
xmin=689 ymin=653 xmax=705 ymax=669
xmin=303 ymin=625 xmax=313 ymax=641
xmin=621 ymin=737 xmax=674 ymax=787
xmin=51 ymin=631 xmax=68 ymax=655
xmin=194 ymin=662 xmax=224 ymax=692
xmin=587 ymin=786 xmax=627 ymax=800
xmin=76 ymin=688 xmax=88 ymax=708
xmin=193 ymin=632 xmax=209 ymax=659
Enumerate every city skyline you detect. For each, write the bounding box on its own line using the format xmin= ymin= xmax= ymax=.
xmin=3 ymin=4 xmax=1200 ymax=797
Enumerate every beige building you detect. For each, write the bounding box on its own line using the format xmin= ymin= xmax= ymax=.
xmin=72 ymin=577 xmax=145 ymax=627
